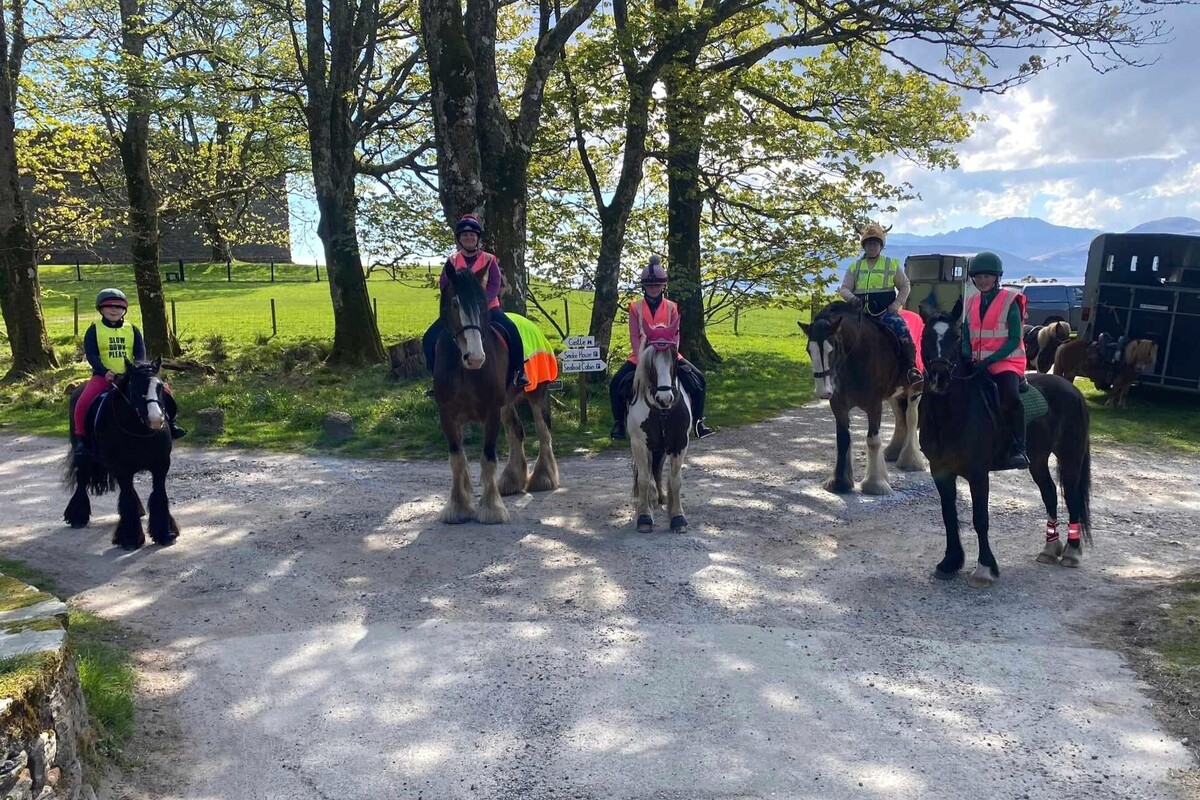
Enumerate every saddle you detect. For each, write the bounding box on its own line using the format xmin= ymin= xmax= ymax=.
xmin=85 ymin=388 xmax=116 ymax=437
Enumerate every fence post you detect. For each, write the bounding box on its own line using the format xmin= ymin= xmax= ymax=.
xmin=178 ymin=259 xmax=185 ymax=283
xmin=734 ymin=306 xmax=740 ymax=336
xmin=270 ymin=261 xmax=275 ymax=283
xmin=372 ymin=297 xmax=378 ymax=322
xmin=75 ymin=259 xmax=81 ymax=281
xmin=226 ymin=260 xmax=232 ymax=282
xmin=171 ymin=299 xmax=177 ymax=334
xmin=73 ymin=297 xmax=79 ymax=337
xmin=315 ymin=262 xmax=320 ymax=282
xmin=579 ymin=373 xmax=588 ymax=426
xmin=563 ymin=298 xmax=570 ymax=336
xmin=270 ymin=298 xmax=277 ymax=337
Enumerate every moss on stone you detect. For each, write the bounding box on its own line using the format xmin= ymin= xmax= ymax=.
xmin=0 ymin=576 xmax=55 ymax=613
xmin=2 ymin=618 xmax=65 ymax=636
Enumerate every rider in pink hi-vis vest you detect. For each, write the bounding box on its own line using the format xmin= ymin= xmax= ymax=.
xmin=609 ymin=256 xmax=715 ymax=441
xmin=963 ymin=252 xmax=1029 ymax=470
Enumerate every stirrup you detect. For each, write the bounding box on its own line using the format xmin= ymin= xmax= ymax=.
xmin=905 ymin=368 xmax=923 ymax=385
xmin=695 ymin=420 xmax=716 ymax=439
xmin=513 ymin=371 xmax=531 ymax=388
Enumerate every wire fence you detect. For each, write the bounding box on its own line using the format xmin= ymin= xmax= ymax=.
xmin=37 ymin=260 xmax=441 ymax=286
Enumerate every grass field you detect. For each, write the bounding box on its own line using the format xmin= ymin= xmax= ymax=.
xmin=6 ymin=262 xmax=1200 ymax=458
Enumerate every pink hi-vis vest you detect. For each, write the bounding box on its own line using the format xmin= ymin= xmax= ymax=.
xmin=450 ymin=250 xmax=500 ymax=310
xmin=627 ymin=298 xmax=680 ymax=364
xmin=965 ymin=288 xmax=1026 ymax=376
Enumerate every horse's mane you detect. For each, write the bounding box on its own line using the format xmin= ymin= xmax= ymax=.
xmin=815 ymin=300 xmax=858 ymax=322
xmin=1037 ymin=321 xmax=1071 ymax=349
xmin=442 ymin=264 xmax=487 ymax=315
xmin=1125 ymin=339 xmax=1158 ymax=370
xmin=632 ymin=344 xmax=675 ymax=400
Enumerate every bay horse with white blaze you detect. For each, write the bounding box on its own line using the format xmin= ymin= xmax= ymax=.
xmin=63 ymin=357 xmax=179 ymax=550
xmin=920 ymin=300 xmax=1092 ymax=586
xmin=431 ymin=266 xmax=558 ymax=524
xmin=626 ymin=330 xmax=691 ymax=533
xmin=798 ymin=301 xmax=925 ymax=495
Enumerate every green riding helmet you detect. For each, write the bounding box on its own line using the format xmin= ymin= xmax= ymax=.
xmin=968 ymin=251 xmax=1003 ymax=277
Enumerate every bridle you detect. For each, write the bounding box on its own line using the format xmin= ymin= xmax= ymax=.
xmin=640 ymin=344 xmax=681 ymax=409
xmin=111 ymin=372 xmax=165 ymax=437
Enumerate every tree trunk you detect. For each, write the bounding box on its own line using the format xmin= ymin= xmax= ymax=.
xmin=205 ymin=215 xmax=230 ymax=263
xmin=0 ymin=7 xmax=55 ymax=378
xmin=484 ymin=156 xmax=528 ymax=314
xmin=118 ymin=0 xmax=178 ymax=358
xmin=589 ymin=207 xmax=631 ymax=360
xmin=664 ymin=67 xmax=720 ymax=366
xmin=302 ymin=0 xmax=384 ymax=365
xmin=419 ymin=0 xmax=484 ymax=222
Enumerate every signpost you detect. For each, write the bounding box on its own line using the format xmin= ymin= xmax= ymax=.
xmin=558 ymin=335 xmax=607 ymax=425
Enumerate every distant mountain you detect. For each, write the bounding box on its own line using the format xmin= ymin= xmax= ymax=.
xmin=1125 ymin=217 xmax=1200 ymax=235
xmin=877 ymin=216 xmax=1200 ymax=279
xmin=887 ymin=217 xmax=1101 ymax=260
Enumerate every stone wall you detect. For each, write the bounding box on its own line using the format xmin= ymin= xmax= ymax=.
xmin=0 ymin=579 xmax=95 ymax=800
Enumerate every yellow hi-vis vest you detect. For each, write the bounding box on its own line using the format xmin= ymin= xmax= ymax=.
xmin=94 ymin=323 xmax=135 ymax=373
xmin=851 ymin=256 xmax=901 ymax=291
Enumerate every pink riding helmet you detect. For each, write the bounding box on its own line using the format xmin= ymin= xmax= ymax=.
xmin=645 ymin=325 xmax=677 ymax=351
xmin=640 ymin=255 xmax=668 ymax=286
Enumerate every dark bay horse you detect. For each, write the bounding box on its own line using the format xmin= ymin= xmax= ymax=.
xmin=63 ymin=358 xmax=179 ymax=550
xmin=626 ymin=335 xmax=691 ymax=533
xmin=799 ymin=302 xmax=924 ymax=495
xmin=920 ymin=301 xmax=1092 ymax=586
xmin=431 ymin=267 xmax=558 ymax=524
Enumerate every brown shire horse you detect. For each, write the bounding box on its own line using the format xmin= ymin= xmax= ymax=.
xmin=920 ymin=299 xmax=1092 ymax=587
xmin=799 ymin=302 xmax=924 ymax=495
xmin=431 ymin=267 xmax=558 ymax=524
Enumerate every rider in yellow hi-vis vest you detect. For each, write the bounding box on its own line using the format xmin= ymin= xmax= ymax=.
xmin=837 ymin=222 xmax=920 ymax=383
xmin=74 ymin=288 xmax=186 ymax=455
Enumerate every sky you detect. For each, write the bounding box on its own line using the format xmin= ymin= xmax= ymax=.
xmin=885 ymin=6 xmax=1200 ymax=235
xmin=287 ymin=6 xmax=1200 ymax=263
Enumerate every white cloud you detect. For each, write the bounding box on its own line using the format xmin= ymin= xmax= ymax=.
xmin=1041 ymin=184 xmax=1125 ymax=228
xmin=960 ymin=88 xmax=1058 ymax=172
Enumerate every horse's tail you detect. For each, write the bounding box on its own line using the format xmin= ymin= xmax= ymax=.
xmin=61 ymin=444 xmax=115 ymax=497
xmin=1057 ymin=387 xmax=1092 ymax=545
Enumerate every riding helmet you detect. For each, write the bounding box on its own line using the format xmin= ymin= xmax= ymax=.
xmin=640 ymin=255 xmax=668 ymax=286
xmin=95 ymin=288 xmax=128 ymax=310
xmin=859 ymin=222 xmax=888 ymax=246
xmin=968 ymin=252 xmax=1004 ymax=277
xmin=455 ymin=214 xmax=484 ymax=239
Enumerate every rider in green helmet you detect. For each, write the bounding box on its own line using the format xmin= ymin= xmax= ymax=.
xmin=962 ymin=252 xmax=1029 ymax=470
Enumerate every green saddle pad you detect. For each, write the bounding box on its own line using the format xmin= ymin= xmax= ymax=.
xmin=1020 ymin=383 xmax=1049 ymax=425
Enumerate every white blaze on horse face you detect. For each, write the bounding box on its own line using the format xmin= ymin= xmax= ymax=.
xmin=653 ymin=349 xmax=676 ymax=408
xmin=932 ymin=322 xmax=950 ymax=361
xmin=808 ymin=340 xmax=833 ymax=400
xmin=454 ymin=300 xmax=486 ymax=369
xmin=145 ymin=376 xmax=165 ymax=430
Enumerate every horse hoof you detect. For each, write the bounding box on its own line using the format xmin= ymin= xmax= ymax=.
xmin=475 ymin=504 xmax=510 ymax=525
xmin=967 ymin=565 xmax=997 ymax=588
xmin=860 ymin=480 xmax=893 ymax=496
xmin=822 ymin=478 xmax=854 ymax=494
xmin=636 ymin=514 xmax=654 ymax=533
xmin=670 ymin=515 xmax=688 ymax=533
xmin=440 ymin=505 xmax=476 ymax=524
xmin=1036 ymin=539 xmax=1064 ymax=564
xmin=1061 ymin=544 xmax=1083 ymax=568
xmin=934 ymin=567 xmax=958 ymax=580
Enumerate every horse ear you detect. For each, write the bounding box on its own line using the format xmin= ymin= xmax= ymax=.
xmin=828 ymin=317 xmax=842 ymax=334
xmin=797 ymin=321 xmax=811 ymax=337
xmin=950 ymin=296 xmax=963 ymax=322
xmin=123 ymin=357 xmax=133 ymax=373
xmin=152 ymin=355 xmax=162 ymax=372
xmin=918 ymin=302 xmax=935 ymax=323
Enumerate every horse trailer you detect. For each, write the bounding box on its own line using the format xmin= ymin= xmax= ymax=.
xmin=902 ymin=253 xmax=973 ymax=318
xmin=1080 ymin=232 xmax=1200 ymax=392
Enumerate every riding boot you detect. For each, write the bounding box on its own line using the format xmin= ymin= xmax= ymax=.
xmin=610 ymin=419 xmax=627 ymax=440
xmin=901 ymin=340 xmax=922 ymax=385
xmin=1005 ymin=406 xmax=1030 ymax=471
xmin=694 ymin=419 xmax=716 ymax=439
xmin=73 ymin=435 xmax=91 ymax=457
xmin=169 ymin=419 xmax=187 ymax=439
xmin=513 ymin=367 xmax=531 ymax=389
